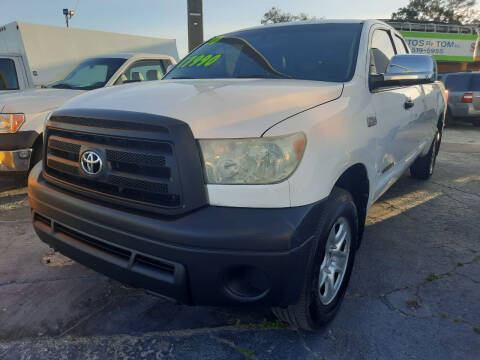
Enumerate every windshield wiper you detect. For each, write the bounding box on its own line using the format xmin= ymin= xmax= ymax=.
xmin=170 ymin=76 xmax=196 ymax=79
xmin=51 ymin=83 xmax=73 ymax=89
xmin=235 ymin=75 xmax=286 ymax=79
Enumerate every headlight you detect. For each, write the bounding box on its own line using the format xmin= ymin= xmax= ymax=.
xmin=0 ymin=113 xmax=25 ymax=133
xmin=198 ymin=132 xmax=306 ymax=184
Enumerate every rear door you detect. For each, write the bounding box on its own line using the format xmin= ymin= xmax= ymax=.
xmin=393 ymin=32 xmax=428 ymax=151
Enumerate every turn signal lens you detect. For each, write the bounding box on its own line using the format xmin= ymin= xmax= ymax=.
xmin=461 ymin=92 xmax=473 ymax=103
xmin=0 ymin=113 xmax=25 ymax=133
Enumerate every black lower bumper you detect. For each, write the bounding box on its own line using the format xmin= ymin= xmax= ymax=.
xmin=0 ymin=131 xmax=39 ymax=151
xmin=28 ymin=164 xmax=324 ymax=307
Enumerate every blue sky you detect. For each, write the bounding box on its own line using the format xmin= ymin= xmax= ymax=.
xmin=0 ymin=0 xmax=477 ymax=56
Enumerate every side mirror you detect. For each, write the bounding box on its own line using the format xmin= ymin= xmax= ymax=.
xmin=371 ymin=54 xmax=437 ymax=90
xmin=166 ymin=64 xmax=174 ymax=73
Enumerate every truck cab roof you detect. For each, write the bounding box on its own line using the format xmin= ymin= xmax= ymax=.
xmin=229 ymin=19 xmax=391 ymax=34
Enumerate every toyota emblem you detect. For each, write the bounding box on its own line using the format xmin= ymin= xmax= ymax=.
xmin=81 ymin=151 xmax=103 ymax=175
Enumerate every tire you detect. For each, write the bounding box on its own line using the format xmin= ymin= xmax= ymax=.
xmin=272 ymin=187 xmax=359 ymax=331
xmin=410 ymin=131 xmax=439 ymax=180
xmin=445 ymin=110 xmax=455 ymax=127
xmin=436 ymin=127 xmax=442 ymax=156
xmin=473 ymin=121 xmax=480 ymax=127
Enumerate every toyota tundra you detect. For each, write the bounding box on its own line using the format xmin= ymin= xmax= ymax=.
xmin=28 ymin=20 xmax=446 ymax=330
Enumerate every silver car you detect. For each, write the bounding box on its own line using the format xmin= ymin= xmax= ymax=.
xmin=439 ymin=72 xmax=480 ymax=127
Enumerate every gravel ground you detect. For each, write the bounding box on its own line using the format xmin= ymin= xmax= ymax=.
xmin=0 ymin=125 xmax=479 ymax=360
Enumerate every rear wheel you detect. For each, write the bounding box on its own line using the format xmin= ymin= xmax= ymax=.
xmin=272 ymin=187 xmax=358 ymax=331
xmin=410 ymin=131 xmax=439 ymax=180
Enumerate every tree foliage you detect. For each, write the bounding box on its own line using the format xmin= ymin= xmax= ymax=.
xmin=261 ymin=7 xmax=314 ymax=24
xmin=391 ymin=0 xmax=480 ymax=24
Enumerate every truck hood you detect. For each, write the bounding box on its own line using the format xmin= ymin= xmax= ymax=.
xmin=61 ymin=79 xmax=343 ymax=138
xmin=0 ymin=90 xmax=21 ymax=97
xmin=0 ymin=88 xmax=84 ymax=114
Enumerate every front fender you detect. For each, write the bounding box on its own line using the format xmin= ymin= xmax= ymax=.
xmin=264 ymin=91 xmax=377 ymax=209
xmin=20 ymin=110 xmax=52 ymax=134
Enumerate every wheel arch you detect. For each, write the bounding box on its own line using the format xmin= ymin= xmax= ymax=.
xmin=333 ymin=163 xmax=370 ymax=247
xmin=437 ymin=112 xmax=445 ymax=132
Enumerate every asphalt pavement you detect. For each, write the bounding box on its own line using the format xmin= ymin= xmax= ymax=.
xmin=0 ymin=125 xmax=479 ymax=360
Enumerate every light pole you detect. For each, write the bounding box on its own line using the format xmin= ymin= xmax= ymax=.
xmin=63 ymin=8 xmax=75 ymax=28
xmin=187 ymin=0 xmax=204 ymax=52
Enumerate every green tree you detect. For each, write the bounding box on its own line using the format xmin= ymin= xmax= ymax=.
xmin=261 ymin=7 xmax=314 ymax=24
xmin=391 ymin=0 xmax=480 ymax=24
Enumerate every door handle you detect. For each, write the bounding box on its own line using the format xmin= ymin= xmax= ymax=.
xmin=404 ymin=99 xmax=414 ymax=109
xmin=367 ymin=116 xmax=377 ymax=127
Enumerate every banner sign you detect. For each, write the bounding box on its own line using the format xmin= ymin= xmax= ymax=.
xmin=400 ymin=31 xmax=478 ymax=62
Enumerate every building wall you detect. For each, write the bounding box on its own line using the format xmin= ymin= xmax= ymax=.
xmin=438 ymin=61 xmax=480 ymax=73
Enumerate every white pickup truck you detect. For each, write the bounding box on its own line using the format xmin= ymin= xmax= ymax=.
xmin=0 ymin=53 xmax=176 ymax=174
xmin=29 ymin=20 xmax=446 ymax=330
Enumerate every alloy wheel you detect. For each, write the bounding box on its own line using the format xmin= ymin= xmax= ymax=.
xmin=318 ymin=217 xmax=351 ymax=305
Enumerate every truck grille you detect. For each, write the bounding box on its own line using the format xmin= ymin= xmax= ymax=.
xmin=43 ymin=109 xmax=207 ymax=215
xmin=45 ymin=129 xmax=180 ymax=207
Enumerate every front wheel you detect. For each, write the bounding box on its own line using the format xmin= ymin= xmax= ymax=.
xmin=410 ymin=131 xmax=439 ymax=180
xmin=272 ymin=187 xmax=358 ymax=331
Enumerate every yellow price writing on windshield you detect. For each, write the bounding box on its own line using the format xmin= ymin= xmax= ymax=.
xmin=207 ymin=36 xmax=223 ymax=45
xmin=178 ymin=54 xmax=222 ymax=68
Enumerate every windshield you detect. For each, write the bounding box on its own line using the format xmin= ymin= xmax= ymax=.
xmin=165 ymin=23 xmax=363 ymax=82
xmin=0 ymin=59 xmax=19 ymax=90
xmin=49 ymin=58 xmax=126 ymax=90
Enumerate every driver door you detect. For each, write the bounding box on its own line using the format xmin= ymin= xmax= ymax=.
xmin=370 ymin=28 xmax=419 ymax=199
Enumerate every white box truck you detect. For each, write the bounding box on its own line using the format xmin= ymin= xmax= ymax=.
xmin=0 ymin=21 xmax=178 ymax=92
xmin=0 ymin=22 xmax=178 ymax=175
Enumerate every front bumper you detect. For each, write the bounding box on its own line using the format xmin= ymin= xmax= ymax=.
xmin=0 ymin=149 xmax=32 ymax=172
xmin=29 ymin=164 xmax=325 ymax=307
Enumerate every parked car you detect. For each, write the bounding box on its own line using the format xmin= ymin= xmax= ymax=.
xmin=0 ymin=21 xmax=178 ymax=93
xmin=0 ymin=53 xmax=176 ymax=175
xmin=438 ymin=72 xmax=480 ymax=126
xmin=28 ymin=20 xmax=446 ymax=330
